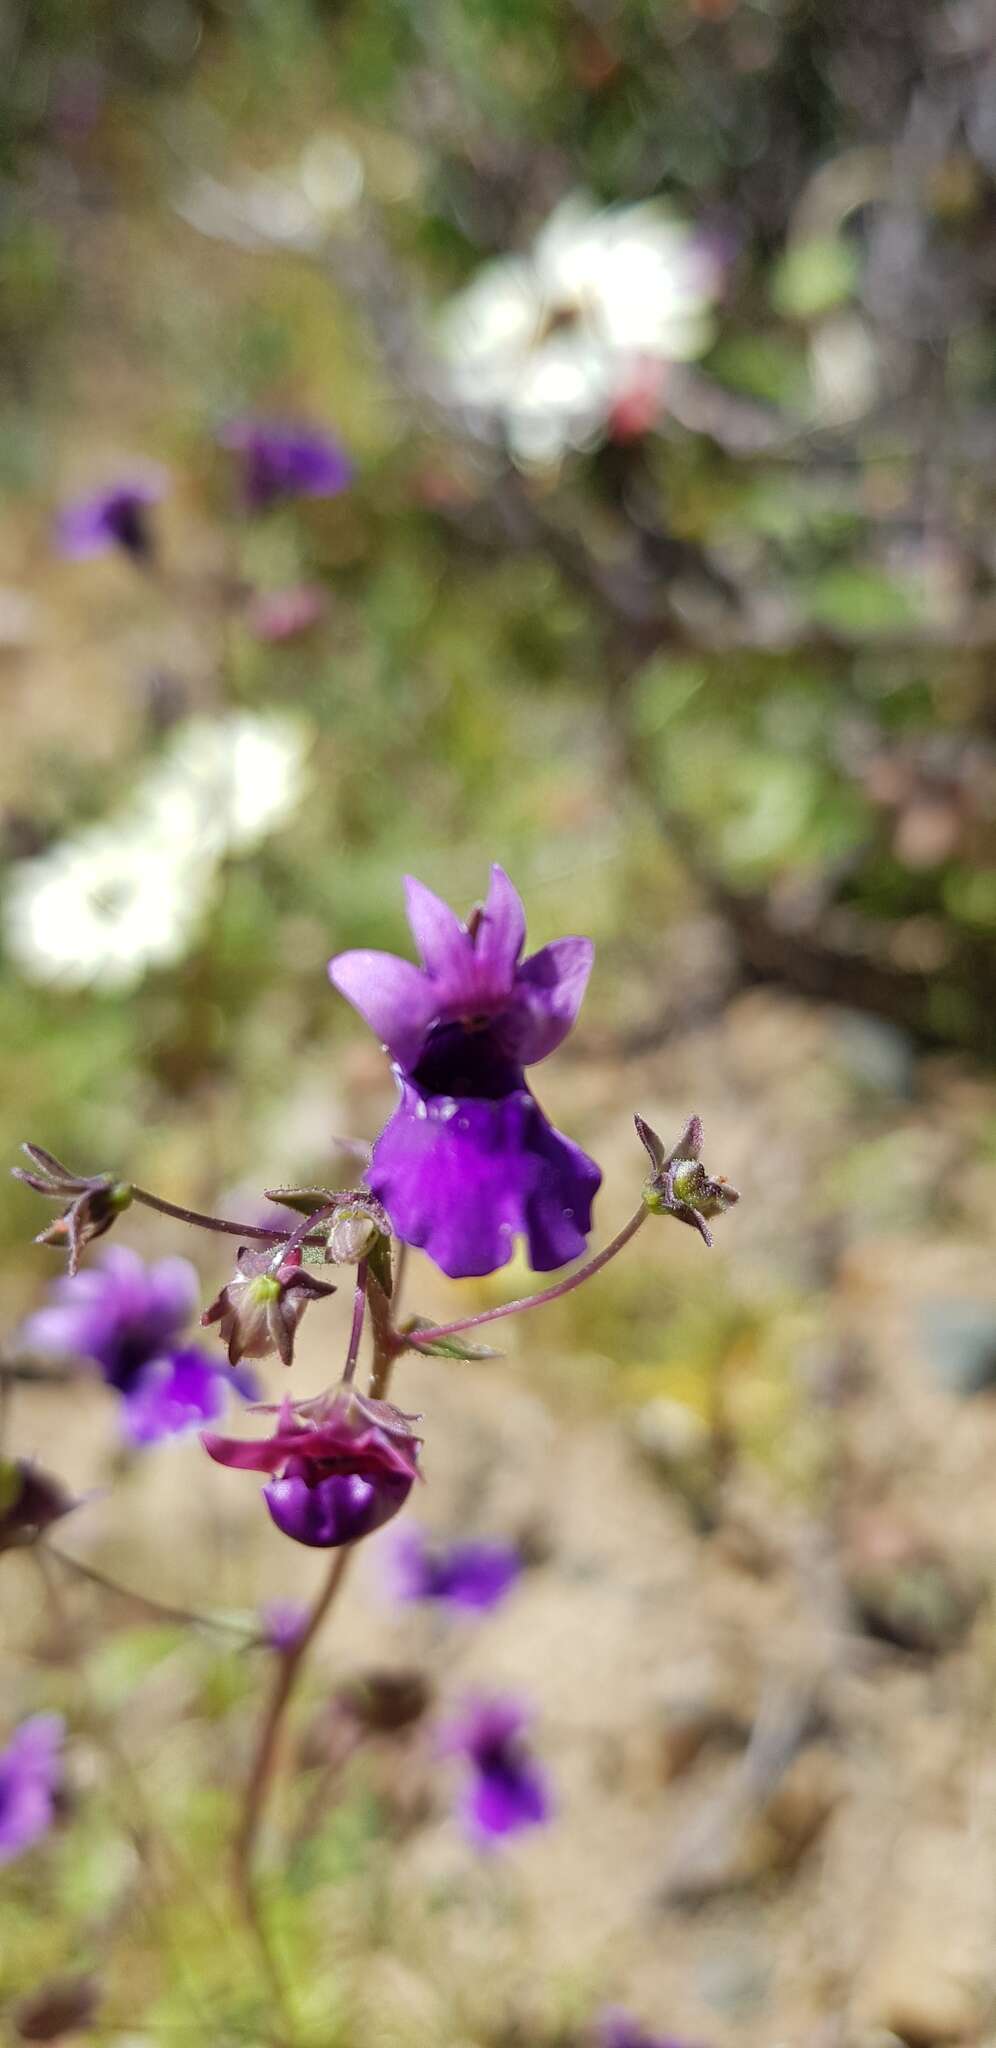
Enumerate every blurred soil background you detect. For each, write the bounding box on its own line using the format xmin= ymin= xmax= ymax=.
xmin=5 ymin=2 xmax=996 ymax=2043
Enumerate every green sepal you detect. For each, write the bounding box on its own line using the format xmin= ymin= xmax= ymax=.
xmin=402 ymin=1316 xmax=502 ymax=1361
xmin=263 ymin=1186 xmax=336 ymax=1216
xmin=367 ymin=1230 xmax=394 ymax=1300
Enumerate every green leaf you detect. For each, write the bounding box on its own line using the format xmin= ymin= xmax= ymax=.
xmin=403 ymin=1317 xmax=502 ymax=1361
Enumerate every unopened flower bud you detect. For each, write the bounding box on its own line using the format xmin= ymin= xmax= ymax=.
xmin=634 ymin=1113 xmax=739 ymax=1248
xmin=326 ymin=1193 xmax=391 ymax=1268
xmin=13 ymin=1145 xmax=133 ymax=1276
xmin=201 ymin=1245 xmax=335 ymax=1368
xmin=203 ymin=1384 xmax=422 ymax=1549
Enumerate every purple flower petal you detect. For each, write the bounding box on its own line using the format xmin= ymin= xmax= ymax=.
xmin=473 ymin=864 xmax=527 ymax=992
xmin=442 ymin=1695 xmax=551 ymax=1844
xmin=502 ymin=936 xmax=594 ymax=1064
xmin=122 ymin=1346 xmax=250 ymax=1446
xmin=598 ymin=2013 xmax=696 ymax=2048
xmin=0 ymin=1714 xmax=64 ymax=1865
xmin=464 ymin=1754 xmax=550 ymax=1838
xmin=55 ymin=476 xmax=165 ymax=560
xmin=328 ymin=950 xmax=437 ymax=1069
xmin=391 ymin=1525 xmax=521 ymax=1612
xmin=220 ymin=419 xmax=352 ymax=512
xmin=264 ymin=1466 xmax=413 ymax=1547
xmin=368 ymin=1078 xmax=600 ymax=1278
xmin=403 ymin=874 xmax=474 ymax=985
xmin=259 ymin=1601 xmax=309 ymax=1652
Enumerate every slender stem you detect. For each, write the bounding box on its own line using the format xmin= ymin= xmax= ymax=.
xmin=233 ymin=1332 xmax=398 ymax=1904
xmin=130 ymin=1183 xmax=324 ymax=1248
xmin=405 ymin=1205 xmax=649 ymax=1348
xmin=234 ymin=1548 xmax=353 ymax=1894
xmin=392 ymin=1241 xmax=409 ymax=1317
xmin=47 ymin=1545 xmax=256 ymax=1640
xmin=275 ymin=1202 xmax=336 ymax=1265
xmin=342 ymin=1261 xmax=368 ymax=1384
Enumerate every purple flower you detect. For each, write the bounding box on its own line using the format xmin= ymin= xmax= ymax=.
xmin=220 ymin=419 xmax=352 ymax=512
xmin=20 ymin=1248 xmax=254 ymax=1445
xmin=390 ymin=1525 xmax=521 ymax=1613
xmin=0 ymin=1715 xmax=64 ymax=1865
xmin=259 ymin=1601 xmax=309 ymax=1652
xmin=597 ymin=2016 xmax=696 ymax=2048
xmin=55 ymin=475 xmax=165 ymax=561
xmin=202 ymin=1385 xmax=421 ymax=1549
xmin=329 ymin=866 xmax=601 ymax=1278
xmin=441 ymin=1695 xmax=551 ymax=1842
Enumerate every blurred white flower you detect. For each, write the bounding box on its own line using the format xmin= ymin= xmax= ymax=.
xmin=3 ymin=713 xmax=310 ymax=992
xmin=142 ymin=711 xmax=310 ymax=859
xmin=176 ymin=133 xmax=363 ymax=254
xmin=437 ymin=193 xmax=721 ymax=463
xmin=4 ymin=823 xmax=215 ymax=992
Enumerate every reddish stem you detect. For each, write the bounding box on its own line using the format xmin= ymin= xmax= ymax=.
xmin=405 ymin=1204 xmax=649 ymax=1349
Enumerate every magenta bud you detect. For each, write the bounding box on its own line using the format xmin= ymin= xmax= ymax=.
xmin=202 ymin=1384 xmax=422 ymax=1550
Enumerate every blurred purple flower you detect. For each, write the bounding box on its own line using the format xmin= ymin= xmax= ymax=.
xmin=220 ymin=419 xmax=352 ymax=512
xmin=20 ymin=1248 xmax=254 ymax=1445
xmin=598 ymin=2015 xmax=696 ymax=2048
xmin=203 ymin=1386 xmax=421 ymax=1549
xmin=122 ymin=1346 xmax=256 ymax=1447
xmin=259 ymin=1601 xmax=309 ymax=1652
xmin=390 ymin=1524 xmax=521 ymax=1613
xmin=441 ymin=1695 xmax=551 ymax=1842
xmin=55 ymin=476 xmax=165 ymax=561
xmin=328 ymin=865 xmax=601 ymax=1278
xmin=0 ymin=1715 xmax=64 ymax=1866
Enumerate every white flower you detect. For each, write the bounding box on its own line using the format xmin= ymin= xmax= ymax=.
xmin=176 ymin=134 xmax=363 ymax=255
xmin=141 ymin=711 xmax=310 ymax=860
xmin=4 ymin=822 xmax=216 ymax=992
xmin=437 ymin=192 xmax=721 ymax=463
xmin=3 ymin=714 xmax=310 ymax=992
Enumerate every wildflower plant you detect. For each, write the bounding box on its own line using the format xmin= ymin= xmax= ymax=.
xmin=11 ymin=861 xmax=738 ymax=1995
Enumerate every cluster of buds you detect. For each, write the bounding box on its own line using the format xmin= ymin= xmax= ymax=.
xmin=13 ymin=1147 xmax=133 ymax=1277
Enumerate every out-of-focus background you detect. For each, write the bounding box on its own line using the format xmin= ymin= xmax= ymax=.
xmin=4 ymin=1 xmax=996 ymax=2042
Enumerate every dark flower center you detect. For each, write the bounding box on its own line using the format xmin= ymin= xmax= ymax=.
xmin=103 ymin=1315 xmax=179 ymax=1393
xmin=108 ymin=497 xmax=150 ymax=558
xmin=475 ymin=1736 xmax=528 ymax=1791
xmin=411 ymin=1019 xmax=521 ymax=1101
